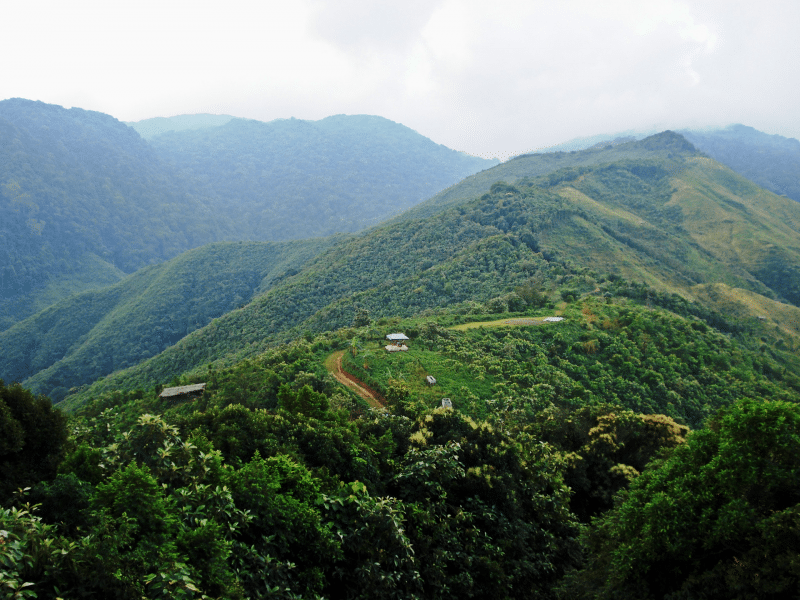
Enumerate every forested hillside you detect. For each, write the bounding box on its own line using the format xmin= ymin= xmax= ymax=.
xmin=0 ymin=238 xmax=337 ymax=403
xmin=58 ymin=132 xmax=800 ymax=411
xmin=3 ymin=123 xmax=800 ymax=599
xmin=681 ymin=124 xmax=800 ymax=203
xmin=0 ymin=101 xmax=495 ymax=331
xmin=146 ymin=114 xmax=496 ymax=240
xmin=4 ymin=299 xmax=798 ymax=598
xmin=0 ymin=99 xmax=233 ymax=329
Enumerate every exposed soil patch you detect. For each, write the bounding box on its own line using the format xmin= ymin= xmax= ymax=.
xmin=325 ymin=350 xmax=386 ymax=409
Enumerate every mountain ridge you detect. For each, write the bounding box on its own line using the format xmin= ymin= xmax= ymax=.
xmin=53 ymin=132 xmax=800 ymax=410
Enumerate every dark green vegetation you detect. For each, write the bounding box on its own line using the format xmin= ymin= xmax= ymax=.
xmin=0 ymin=99 xmax=232 ymax=329
xmin=682 ymin=124 xmax=800 ymax=203
xmin=51 ymin=131 xmax=800 ymax=410
xmin=2 ymin=311 xmax=799 ymax=597
xmin=0 ymin=239 xmax=336 ymax=403
xmin=3 ymin=114 xmax=800 ymax=597
xmin=0 ymin=100 xmax=493 ymax=330
xmin=146 ymin=114 xmax=496 ymax=241
xmin=561 ymin=398 xmax=800 ymax=599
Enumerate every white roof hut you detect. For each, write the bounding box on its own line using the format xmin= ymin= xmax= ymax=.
xmin=386 ymin=333 xmax=410 ymax=342
xmin=159 ymin=383 xmax=206 ymax=399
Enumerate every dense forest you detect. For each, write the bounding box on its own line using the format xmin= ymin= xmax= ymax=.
xmin=2 ymin=295 xmax=799 ymax=598
xmin=0 ymin=100 xmax=493 ymax=330
xmin=2 ymin=103 xmax=800 ymax=598
xmin=42 ymin=132 xmax=800 ymax=410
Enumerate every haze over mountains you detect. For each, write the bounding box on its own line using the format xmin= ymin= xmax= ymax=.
xmin=3 ymin=98 xmax=800 ymax=598
xmin=4 ymin=107 xmax=800 ymax=408
xmin=0 ymin=99 xmax=494 ymax=328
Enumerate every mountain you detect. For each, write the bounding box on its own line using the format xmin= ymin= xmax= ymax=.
xmin=0 ymin=100 xmax=495 ymax=330
xmin=532 ymin=124 xmax=800 ymax=204
xmin=0 ymin=238 xmax=336 ymax=403
xmin=0 ymin=99 xmax=233 ymax=329
xmin=681 ymin=124 xmax=800 ymax=203
xmin=144 ymin=114 xmax=497 ymax=241
xmin=125 ymin=113 xmax=235 ymax=139
xmin=57 ymin=132 xmax=800 ymax=412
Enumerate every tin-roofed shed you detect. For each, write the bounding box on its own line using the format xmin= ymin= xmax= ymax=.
xmin=386 ymin=333 xmax=409 ymax=342
xmin=159 ymin=383 xmax=206 ymax=399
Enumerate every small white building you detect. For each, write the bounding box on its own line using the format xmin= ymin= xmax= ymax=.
xmin=441 ymin=398 xmax=453 ymax=409
xmin=386 ymin=333 xmax=410 ymax=342
xmin=159 ymin=383 xmax=206 ymax=400
xmin=426 ymin=375 xmax=437 ymax=385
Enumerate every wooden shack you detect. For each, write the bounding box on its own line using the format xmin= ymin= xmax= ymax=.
xmin=159 ymin=383 xmax=206 ymax=400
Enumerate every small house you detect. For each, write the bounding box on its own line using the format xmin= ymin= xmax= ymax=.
xmin=426 ymin=375 xmax=437 ymax=385
xmin=159 ymin=383 xmax=206 ymax=400
xmin=441 ymin=398 xmax=453 ymax=409
xmin=386 ymin=333 xmax=410 ymax=343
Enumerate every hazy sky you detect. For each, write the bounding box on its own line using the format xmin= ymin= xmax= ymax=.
xmin=2 ymin=0 xmax=798 ymax=159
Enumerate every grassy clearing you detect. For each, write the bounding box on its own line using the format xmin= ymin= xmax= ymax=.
xmin=449 ymin=315 xmax=564 ymax=331
xmin=341 ymin=342 xmax=500 ymax=418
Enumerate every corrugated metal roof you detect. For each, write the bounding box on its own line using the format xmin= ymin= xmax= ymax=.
xmin=386 ymin=333 xmax=409 ymax=341
xmin=159 ymin=383 xmax=206 ymax=398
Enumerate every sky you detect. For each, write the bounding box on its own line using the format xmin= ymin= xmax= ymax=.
xmin=2 ymin=0 xmax=798 ymax=160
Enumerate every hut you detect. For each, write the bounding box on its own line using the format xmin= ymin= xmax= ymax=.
xmin=159 ymin=383 xmax=206 ymax=400
xmin=426 ymin=375 xmax=437 ymax=385
xmin=386 ymin=333 xmax=410 ymax=343
xmin=385 ymin=332 xmax=410 ymax=352
xmin=441 ymin=398 xmax=453 ymax=409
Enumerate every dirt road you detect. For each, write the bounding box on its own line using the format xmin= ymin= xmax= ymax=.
xmin=325 ymin=350 xmax=386 ymax=410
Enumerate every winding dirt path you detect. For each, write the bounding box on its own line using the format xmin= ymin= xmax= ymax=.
xmin=325 ymin=350 xmax=386 ymax=409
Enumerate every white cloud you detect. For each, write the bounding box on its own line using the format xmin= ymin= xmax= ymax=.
xmin=1 ymin=0 xmax=798 ymax=158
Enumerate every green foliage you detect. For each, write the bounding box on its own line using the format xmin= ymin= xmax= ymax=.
xmin=0 ymin=380 xmax=68 ymax=502
xmin=149 ymin=114 xmax=495 ymax=242
xmin=278 ymin=384 xmax=330 ymax=419
xmin=561 ymin=398 xmax=800 ymax=599
xmin=538 ymin=404 xmax=688 ymax=521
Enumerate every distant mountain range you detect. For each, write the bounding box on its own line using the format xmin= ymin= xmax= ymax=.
xmin=0 ymin=99 xmax=495 ymax=329
xmin=144 ymin=114 xmax=496 ymax=241
xmin=3 ymin=98 xmax=800 ymax=408
xmin=11 ymin=130 xmax=792 ymax=408
xmin=538 ymin=124 xmax=800 ymax=203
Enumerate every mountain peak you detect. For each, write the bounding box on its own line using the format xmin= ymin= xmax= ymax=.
xmin=638 ymin=130 xmax=698 ymax=153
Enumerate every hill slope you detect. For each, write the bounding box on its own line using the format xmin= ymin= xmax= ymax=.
xmin=681 ymin=124 xmax=800 ymax=203
xmin=1 ymin=238 xmax=335 ymax=402
xmin=147 ymin=114 xmax=497 ymax=240
xmin=60 ymin=132 xmax=800 ymax=410
xmin=0 ymin=99 xmax=233 ymax=329
xmin=1 ymin=101 xmax=495 ymax=330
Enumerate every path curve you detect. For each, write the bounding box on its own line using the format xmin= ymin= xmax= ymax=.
xmin=325 ymin=351 xmax=386 ymax=410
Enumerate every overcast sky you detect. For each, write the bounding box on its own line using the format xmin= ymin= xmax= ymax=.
xmin=2 ymin=0 xmax=798 ymax=160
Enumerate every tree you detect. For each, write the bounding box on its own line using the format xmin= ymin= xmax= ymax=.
xmin=538 ymin=404 xmax=688 ymax=521
xmin=0 ymin=381 xmax=68 ymax=502
xmin=561 ymin=398 xmax=800 ymax=599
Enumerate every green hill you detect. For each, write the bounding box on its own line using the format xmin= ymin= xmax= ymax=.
xmin=59 ymin=132 xmax=800 ymax=410
xmin=681 ymin=124 xmax=800 ymax=203
xmin=0 ymin=99 xmax=234 ymax=329
xmin=146 ymin=114 xmax=497 ymax=240
xmin=1 ymin=238 xmax=335 ymax=402
xmin=1 ymin=101 xmax=494 ymax=330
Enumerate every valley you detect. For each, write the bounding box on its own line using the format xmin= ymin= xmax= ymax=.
xmin=2 ymin=102 xmax=800 ymax=599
